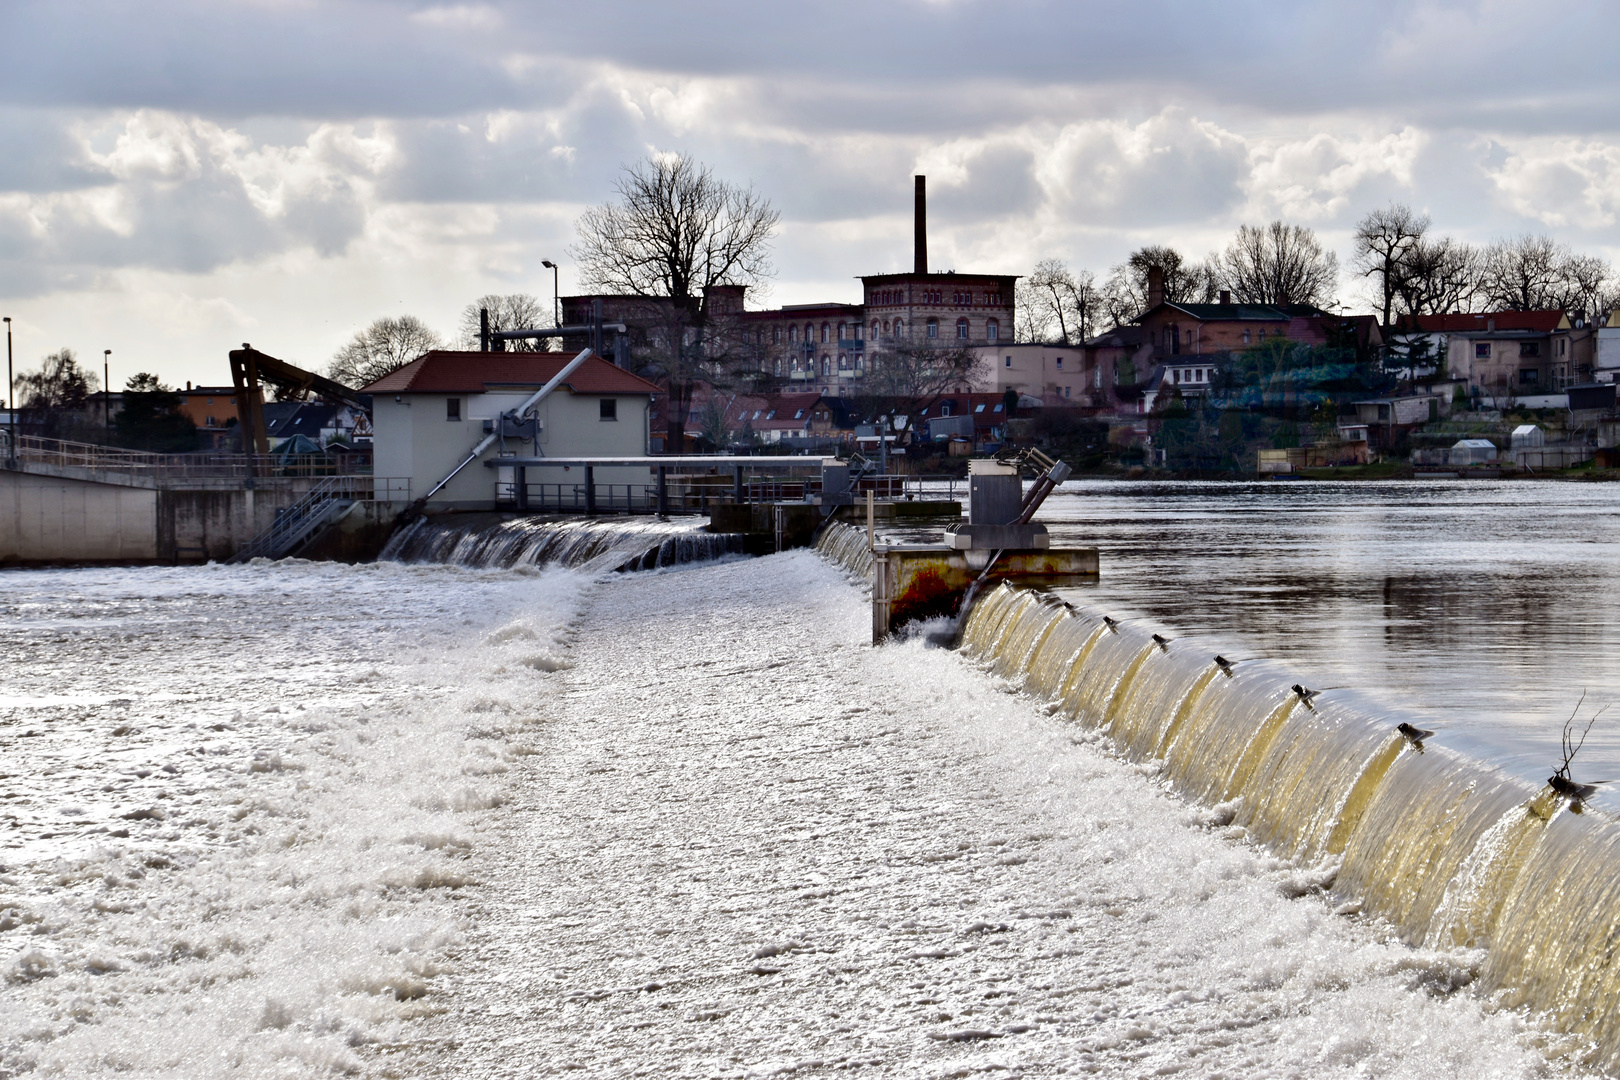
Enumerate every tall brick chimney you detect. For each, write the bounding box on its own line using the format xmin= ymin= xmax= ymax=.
xmin=1147 ymin=264 xmax=1164 ymax=309
xmin=914 ymin=175 xmax=927 ymax=275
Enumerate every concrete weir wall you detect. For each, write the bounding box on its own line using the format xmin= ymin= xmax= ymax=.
xmin=0 ymin=470 xmax=352 ymax=565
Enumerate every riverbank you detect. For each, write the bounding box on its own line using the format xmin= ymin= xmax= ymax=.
xmin=402 ymin=551 xmax=1563 ymax=1077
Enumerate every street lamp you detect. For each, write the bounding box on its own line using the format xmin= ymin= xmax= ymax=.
xmin=541 ymin=259 xmax=560 ymax=328
xmin=103 ymin=349 xmax=111 ymax=439
xmin=4 ymin=317 xmax=13 ymax=466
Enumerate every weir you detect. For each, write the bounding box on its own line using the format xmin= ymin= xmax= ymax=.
xmin=952 ymin=582 xmax=1620 ymax=1071
xmin=381 ymin=514 xmax=742 ymax=572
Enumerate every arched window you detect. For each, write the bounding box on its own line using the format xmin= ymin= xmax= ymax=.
xmin=805 ymin=323 xmax=814 ymax=341
xmin=956 ymin=317 xmax=970 ymax=339
xmin=821 ymin=355 xmax=830 ymax=375
xmin=871 ymin=320 xmax=879 ymax=337
xmin=788 ymin=325 xmax=796 ymax=343
xmin=986 ymin=319 xmax=999 ymax=342
xmin=773 ymin=358 xmax=781 ymax=376
xmin=926 ymin=318 xmax=939 ymax=339
xmin=894 ymin=319 xmax=903 ymax=335
xmin=837 ymin=322 xmax=846 ymax=340
xmin=820 ymin=323 xmax=830 ymax=343
xmin=838 ymin=352 xmax=848 ymax=370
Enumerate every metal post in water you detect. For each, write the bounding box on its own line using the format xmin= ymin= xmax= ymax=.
xmin=657 ymin=465 xmax=668 ymax=517
xmin=734 ymin=465 xmax=743 ymax=504
xmin=585 ymin=466 xmax=596 ymax=514
xmin=515 ymin=466 xmax=527 ymax=511
xmin=866 ymin=489 xmax=874 ymax=549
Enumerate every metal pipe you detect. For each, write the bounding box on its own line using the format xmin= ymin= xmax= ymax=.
xmin=421 ymin=348 xmax=597 ymax=504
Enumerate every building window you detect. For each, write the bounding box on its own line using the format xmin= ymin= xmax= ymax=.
xmin=871 ymin=320 xmax=879 ymax=337
xmin=821 ymin=356 xmax=830 ymax=375
xmin=956 ymin=318 xmax=969 ymax=339
xmin=1064 ymin=385 xmax=1071 ymax=398
xmin=446 ymin=397 xmax=461 ymax=421
xmin=1520 ymin=368 xmax=1539 ymax=384
xmin=974 ymin=403 xmax=985 ymax=413
xmin=1055 ymin=356 xmax=1063 ymax=368
xmin=772 ymin=327 xmax=780 ymax=344
xmin=1520 ymin=341 xmax=1541 ymax=358
xmin=1005 ymin=356 xmax=1013 ymax=368
xmin=940 ymin=402 xmax=952 ymax=416
xmin=600 ymin=398 xmax=617 ymax=421
xmin=893 ymin=319 xmax=903 ymax=335
xmin=805 ymin=323 xmax=814 ymax=341
xmin=788 ymin=326 xmax=796 ymax=343
xmin=1475 ymin=342 xmax=1491 ymax=359
xmin=986 ymin=318 xmax=999 ymax=341
xmin=821 ymin=323 xmax=829 ymax=343
xmin=1243 ymin=329 xmax=1251 ymax=345
xmin=927 ymin=318 xmax=939 ymax=338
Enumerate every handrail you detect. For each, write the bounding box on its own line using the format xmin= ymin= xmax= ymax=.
xmin=0 ymin=431 xmax=371 ymax=482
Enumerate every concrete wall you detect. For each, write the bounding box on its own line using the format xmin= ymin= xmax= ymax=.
xmin=0 ymin=469 xmax=314 ymax=565
xmin=373 ymin=389 xmax=652 ymax=509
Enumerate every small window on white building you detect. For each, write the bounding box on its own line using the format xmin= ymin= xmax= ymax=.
xmin=600 ymin=398 xmax=617 ymax=420
xmin=1005 ymin=356 xmax=1013 ymax=367
xmin=1475 ymin=342 xmax=1491 ymax=359
xmin=446 ymin=397 xmax=461 ymax=421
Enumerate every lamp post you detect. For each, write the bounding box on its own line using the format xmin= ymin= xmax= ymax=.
xmin=4 ymin=317 xmax=13 ymax=466
xmin=103 ymin=349 xmax=111 ymax=440
xmin=541 ymin=259 xmax=560 ymax=328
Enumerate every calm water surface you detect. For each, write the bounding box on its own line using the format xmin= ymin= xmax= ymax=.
xmin=1032 ymin=479 xmax=1620 ymax=792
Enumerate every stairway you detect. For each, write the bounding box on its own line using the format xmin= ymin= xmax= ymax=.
xmin=227 ymin=477 xmax=356 ymax=563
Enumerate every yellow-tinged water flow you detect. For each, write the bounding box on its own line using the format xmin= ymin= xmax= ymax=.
xmin=957 ymin=581 xmax=1620 ymax=1071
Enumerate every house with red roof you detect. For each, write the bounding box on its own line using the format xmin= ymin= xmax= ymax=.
xmin=1392 ymin=311 xmax=1591 ymax=400
xmin=363 ymin=350 xmax=661 ymax=508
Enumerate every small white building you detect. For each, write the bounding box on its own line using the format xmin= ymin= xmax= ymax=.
xmin=1449 ymin=438 xmax=1498 ymax=465
xmin=365 ymin=351 xmax=660 ymax=509
xmin=1511 ymin=424 xmax=1545 ymax=449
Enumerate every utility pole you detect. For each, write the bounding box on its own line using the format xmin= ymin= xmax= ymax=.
xmin=103 ymin=349 xmax=111 ymax=440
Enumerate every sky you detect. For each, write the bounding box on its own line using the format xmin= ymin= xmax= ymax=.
xmin=4 ymin=0 xmax=1620 ymax=391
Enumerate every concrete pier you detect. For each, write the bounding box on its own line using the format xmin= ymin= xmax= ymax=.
xmin=871 ymin=543 xmax=1098 ymax=641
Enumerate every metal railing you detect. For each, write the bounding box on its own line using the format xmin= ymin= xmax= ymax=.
xmin=0 ymin=432 xmax=371 ymax=483
xmin=491 ymin=473 xmax=965 ymax=513
xmin=227 ymin=476 xmax=409 ymax=563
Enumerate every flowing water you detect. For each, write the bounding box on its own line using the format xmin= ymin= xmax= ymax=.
xmin=382 ymin=514 xmax=742 ymax=572
xmin=822 ymin=476 xmax=1620 ymax=1070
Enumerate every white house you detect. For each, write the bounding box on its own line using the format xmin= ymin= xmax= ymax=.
xmin=973 ymin=343 xmax=1089 ymax=404
xmin=364 ymin=351 xmax=660 ymax=509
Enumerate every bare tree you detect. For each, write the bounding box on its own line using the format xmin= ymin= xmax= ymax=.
xmin=859 ymin=339 xmax=987 ymax=404
xmin=1352 ymin=203 xmax=1429 ymax=327
xmin=1480 ymin=235 xmax=1569 ymax=311
xmin=570 ymin=155 xmax=780 ymax=450
xmin=1396 ymin=236 xmax=1482 ymax=316
xmin=1101 ymin=245 xmax=1219 ymax=326
xmin=327 ymin=316 xmax=445 ymax=388
xmin=17 ymin=348 xmax=96 ymax=409
xmin=1217 ymin=222 xmax=1339 ymax=307
xmin=1016 ymin=259 xmax=1105 ymax=344
xmin=457 ymin=293 xmax=551 ymax=351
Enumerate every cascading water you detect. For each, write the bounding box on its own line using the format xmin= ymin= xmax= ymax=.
xmin=814 ymin=520 xmax=875 ymax=579
xmin=382 ymin=515 xmax=744 ymax=572
xmin=958 ymin=581 xmax=1620 ymax=1071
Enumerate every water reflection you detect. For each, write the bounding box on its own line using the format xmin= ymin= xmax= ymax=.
xmin=1026 ymin=479 xmax=1620 ymax=791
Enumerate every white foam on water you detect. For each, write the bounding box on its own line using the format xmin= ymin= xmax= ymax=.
xmin=0 ymin=559 xmax=590 ymax=1077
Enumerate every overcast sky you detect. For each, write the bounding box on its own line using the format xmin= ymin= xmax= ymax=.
xmin=4 ymin=0 xmax=1620 ymax=390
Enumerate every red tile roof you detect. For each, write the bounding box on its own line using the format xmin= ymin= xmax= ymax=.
xmin=1397 ymin=311 xmax=1567 ymax=334
xmin=361 ymin=351 xmax=662 ymax=395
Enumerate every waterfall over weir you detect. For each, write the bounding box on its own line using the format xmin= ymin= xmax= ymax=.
xmin=960 ymin=582 xmax=1620 ymax=1070
xmin=381 ymin=515 xmax=743 ymax=572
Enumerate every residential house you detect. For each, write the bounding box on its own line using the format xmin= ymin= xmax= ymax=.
xmin=1395 ymin=311 xmax=1590 ymax=399
xmin=972 ymin=342 xmax=1091 ymax=405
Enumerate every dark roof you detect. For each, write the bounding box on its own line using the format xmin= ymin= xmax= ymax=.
xmin=268 ymin=403 xmax=338 ymax=439
xmin=1140 ymin=301 xmax=1329 ymax=323
xmin=858 ymin=272 xmax=1020 ymax=284
xmin=362 ymin=351 xmax=662 ymax=395
xmin=1085 ymin=326 xmax=1145 ymax=348
xmin=1396 ymin=311 xmax=1567 ymax=334
xmin=179 ymin=386 xmax=238 ymax=396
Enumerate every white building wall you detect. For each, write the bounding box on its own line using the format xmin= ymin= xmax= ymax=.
xmin=372 ymin=389 xmax=651 ymax=509
xmin=973 ymin=344 xmax=1087 ymax=402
